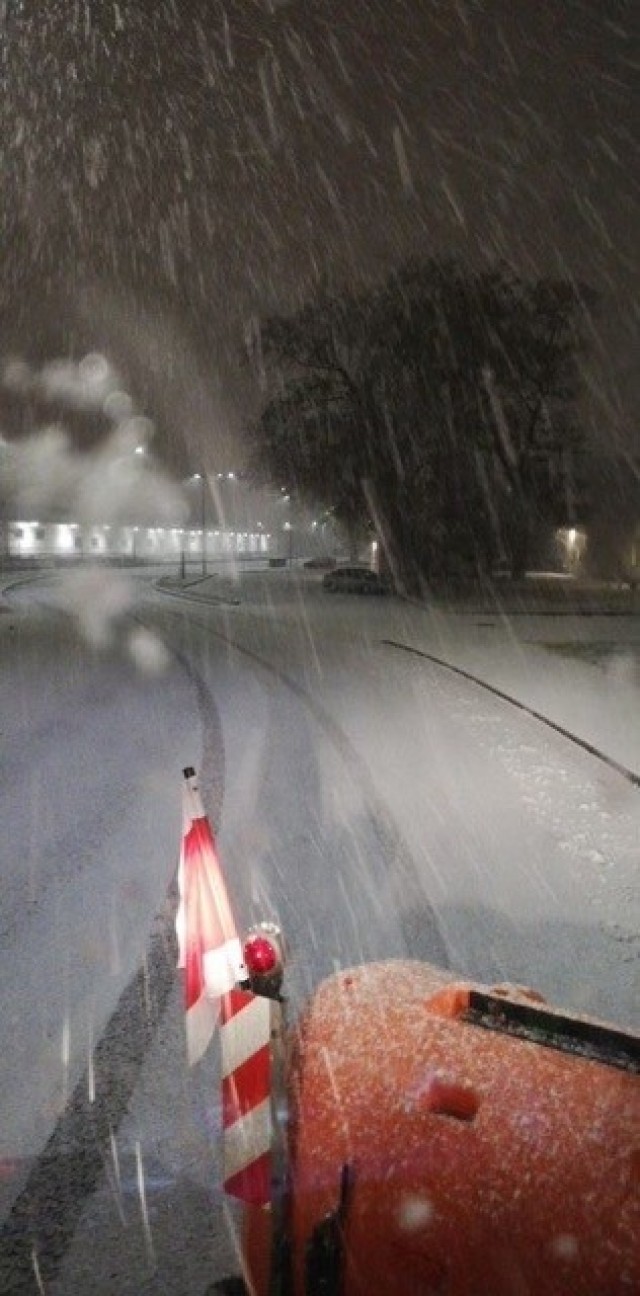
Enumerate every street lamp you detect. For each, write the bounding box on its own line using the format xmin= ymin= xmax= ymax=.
xmin=191 ymin=473 xmax=206 ymax=575
xmin=0 ymin=435 xmax=9 ymax=564
xmin=283 ymin=520 xmax=293 ymax=566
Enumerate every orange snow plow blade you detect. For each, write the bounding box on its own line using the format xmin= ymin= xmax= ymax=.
xmin=243 ymin=960 xmax=639 ymax=1295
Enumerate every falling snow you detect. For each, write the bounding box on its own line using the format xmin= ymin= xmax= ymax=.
xmin=0 ymin=1 xmax=638 ymax=1290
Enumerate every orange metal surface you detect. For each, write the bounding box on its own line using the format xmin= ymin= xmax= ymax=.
xmin=244 ymin=960 xmax=639 ymax=1294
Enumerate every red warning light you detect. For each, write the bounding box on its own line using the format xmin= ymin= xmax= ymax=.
xmin=242 ymin=923 xmax=285 ymax=998
xmin=244 ymin=932 xmax=279 ymax=977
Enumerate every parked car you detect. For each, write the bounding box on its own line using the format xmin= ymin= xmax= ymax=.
xmin=322 ymin=565 xmax=389 ymax=594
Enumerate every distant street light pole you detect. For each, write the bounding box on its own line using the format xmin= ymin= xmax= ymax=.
xmin=284 ymin=520 xmax=293 ymax=567
xmin=0 ymin=436 xmax=9 ymax=564
xmin=192 ymin=473 xmax=206 ymax=575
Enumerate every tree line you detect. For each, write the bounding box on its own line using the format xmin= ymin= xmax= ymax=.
xmin=248 ymin=258 xmax=594 ymax=587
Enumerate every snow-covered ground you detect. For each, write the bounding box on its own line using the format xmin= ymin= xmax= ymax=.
xmin=160 ymin=568 xmax=639 ymax=1027
xmin=1 ymin=564 xmax=638 ymax=1293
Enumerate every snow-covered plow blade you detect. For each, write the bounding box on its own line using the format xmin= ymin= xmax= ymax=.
xmin=242 ymin=960 xmax=639 ymax=1296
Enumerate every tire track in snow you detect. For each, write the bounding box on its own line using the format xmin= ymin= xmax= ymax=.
xmin=156 ymin=604 xmax=450 ymax=975
xmin=0 ymin=910 xmax=178 ymax=1295
xmin=0 ymin=616 xmax=225 ymax=1295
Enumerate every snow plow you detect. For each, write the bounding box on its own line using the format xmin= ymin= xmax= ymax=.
xmin=238 ymin=960 xmax=639 ymax=1296
xmin=176 ymin=770 xmax=640 ymax=1296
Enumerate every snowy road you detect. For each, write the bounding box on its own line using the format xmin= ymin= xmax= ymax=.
xmin=0 ymin=584 xmax=197 ymax=1162
xmin=1 ymin=565 xmax=639 ymax=1292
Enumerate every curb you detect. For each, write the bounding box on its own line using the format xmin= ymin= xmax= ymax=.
xmin=153 ymin=579 xmax=241 ymax=608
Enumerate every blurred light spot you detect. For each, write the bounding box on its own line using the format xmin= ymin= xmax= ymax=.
xmin=128 ymin=627 xmax=170 ymax=674
xmin=399 ymin=1193 xmax=434 ymax=1231
xmin=551 ymin=1234 xmax=579 ymax=1261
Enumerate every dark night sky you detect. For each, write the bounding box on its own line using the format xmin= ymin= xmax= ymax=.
xmin=0 ymin=0 xmax=637 ymax=470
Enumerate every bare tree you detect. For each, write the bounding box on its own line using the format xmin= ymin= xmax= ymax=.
xmin=249 ymin=261 xmax=593 ymax=585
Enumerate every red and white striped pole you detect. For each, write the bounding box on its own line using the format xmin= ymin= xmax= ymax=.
xmin=221 ymin=924 xmax=287 ymax=1210
xmin=176 ymin=771 xmax=288 ymax=1210
xmin=176 ymin=769 xmax=289 ymax=1287
xmin=220 ymin=988 xmax=279 ymax=1205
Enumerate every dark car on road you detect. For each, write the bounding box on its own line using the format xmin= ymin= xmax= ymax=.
xmin=322 ymin=565 xmax=389 ymax=594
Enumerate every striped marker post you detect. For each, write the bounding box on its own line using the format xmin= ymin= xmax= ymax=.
xmin=175 ymin=768 xmax=289 ymax=1279
xmin=175 ymin=768 xmax=245 ymax=1066
xmin=221 ymin=988 xmax=285 ymax=1208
